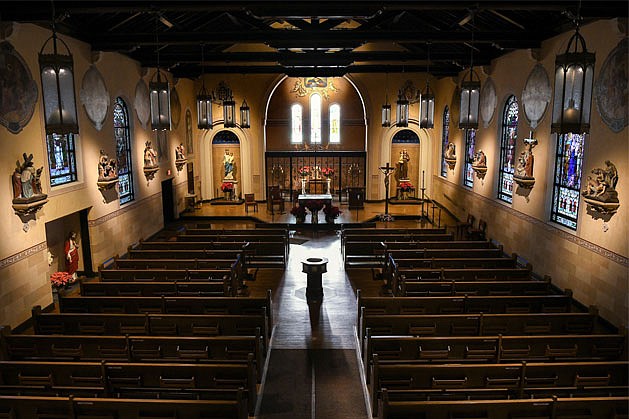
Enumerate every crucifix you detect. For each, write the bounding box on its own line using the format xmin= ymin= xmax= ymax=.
xmin=378 ymin=162 xmax=396 ymax=218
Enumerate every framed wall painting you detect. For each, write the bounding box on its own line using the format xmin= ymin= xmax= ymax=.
xmin=595 ymin=38 xmax=628 ymax=133
xmin=0 ymin=41 xmax=38 ymax=134
xmin=79 ymin=65 xmax=109 ymax=131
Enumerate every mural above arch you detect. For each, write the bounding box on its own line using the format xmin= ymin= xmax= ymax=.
xmin=266 ymin=76 xmax=366 ymax=151
xmin=212 ymin=130 xmax=240 ymax=144
xmin=392 ymin=129 xmax=420 ymax=144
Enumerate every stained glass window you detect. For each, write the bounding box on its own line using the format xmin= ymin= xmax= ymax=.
xmin=310 ymin=93 xmax=321 ymax=144
xmin=463 ymin=129 xmax=476 ymax=188
xmin=47 ymin=133 xmax=78 ymax=187
xmin=498 ymin=96 xmax=518 ymax=203
xmin=291 ymin=104 xmax=302 ymax=143
xmin=551 ymin=132 xmax=585 ymax=229
xmin=440 ymin=106 xmax=450 ymax=177
xmin=114 ymin=97 xmax=134 ymax=204
xmin=329 ymin=103 xmax=340 ymax=143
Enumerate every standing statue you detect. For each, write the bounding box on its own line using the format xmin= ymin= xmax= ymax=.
xmin=223 ymin=149 xmax=235 ymax=179
xmin=65 ymin=231 xmax=79 ymax=280
xmin=396 ymin=148 xmax=410 ymax=180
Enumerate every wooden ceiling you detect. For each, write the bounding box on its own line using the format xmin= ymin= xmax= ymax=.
xmin=2 ymin=1 xmax=625 ymax=79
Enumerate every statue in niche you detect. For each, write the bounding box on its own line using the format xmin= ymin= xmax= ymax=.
xmin=471 ymin=150 xmax=488 ymax=178
xmin=223 ymin=149 xmax=235 ymax=180
xmin=175 ymin=143 xmax=186 ymax=162
xmin=513 ymin=137 xmax=538 ymax=188
xmin=582 ymin=160 xmax=620 ymax=214
xmin=395 ymin=148 xmax=410 ymax=180
xmin=444 ymin=143 xmax=457 ymax=169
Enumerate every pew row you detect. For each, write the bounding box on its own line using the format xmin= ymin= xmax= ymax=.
xmin=79 ymin=279 xmax=229 ymax=297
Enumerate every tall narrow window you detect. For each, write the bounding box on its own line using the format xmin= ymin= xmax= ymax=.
xmin=551 ymin=132 xmax=585 ymax=229
xmin=291 ymin=104 xmax=302 ymax=143
xmin=329 ymin=103 xmax=340 ymax=143
xmin=47 ymin=133 xmax=78 ymax=187
xmin=463 ymin=129 xmax=476 ymax=188
xmin=497 ymin=96 xmax=518 ymax=203
xmin=440 ymin=106 xmax=450 ymax=177
xmin=114 ymin=97 xmax=134 ymax=204
xmin=310 ymin=93 xmax=321 ymax=144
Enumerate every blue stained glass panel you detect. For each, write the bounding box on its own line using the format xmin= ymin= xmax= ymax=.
xmin=114 ymin=97 xmax=134 ymax=204
xmin=440 ymin=106 xmax=450 ymax=177
xmin=498 ymin=96 xmax=518 ymax=203
xmin=464 ymin=129 xmax=475 ymax=188
xmin=551 ymin=132 xmax=585 ymax=229
xmin=47 ymin=133 xmax=78 ymax=187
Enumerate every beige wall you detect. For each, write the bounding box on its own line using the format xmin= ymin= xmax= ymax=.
xmin=431 ymin=18 xmax=628 ymax=328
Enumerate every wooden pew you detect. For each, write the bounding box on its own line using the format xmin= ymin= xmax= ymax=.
xmin=79 ymin=279 xmax=229 ymax=297
xmin=372 ymin=359 xmax=629 ymax=416
xmin=0 ymin=328 xmax=265 ymax=381
xmin=0 ymin=394 xmax=248 ymax=419
xmin=98 ymin=268 xmax=231 ymax=282
xmin=357 ymin=293 xmax=575 ymax=324
xmin=127 ymin=248 xmax=243 ymax=260
xmin=363 ymin=334 xmax=627 ymax=375
xmin=31 ymin=308 xmax=270 ymax=352
xmin=381 ymin=394 xmax=629 ymax=419
xmin=360 ymin=311 xmax=599 ymax=343
xmin=112 ymin=258 xmax=237 ymax=270
xmin=0 ymin=360 xmax=257 ymax=414
xmin=384 ymin=240 xmax=497 ymax=250
xmin=400 ymin=279 xmax=553 ymax=297
xmin=386 ymin=247 xmax=505 ymax=260
xmin=391 ymin=256 xmax=519 ymax=269
xmin=184 ymin=227 xmax=288 ymax=237
xmin=344 ymin=241 xmax=387 ymax=270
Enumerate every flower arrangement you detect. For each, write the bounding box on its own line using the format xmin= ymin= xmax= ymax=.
xmin=305 ymin=200 xmax=325 ymax=212
xmin=399 ymin=181 xmax=414 ymax=192
xmin=298 ymin=166 xmax=311 ymax=177
xmin=50 ymin=271 xmax=73 ymax=289
xmin=321 ymin=167 xmax=335 ymax=178
xmin=323 ymin=204 xmax=342 ymax=219
xmin=290 ymin=205 xmax=307 ymax=219
xmin=221 ymin=182 xmax=234 ymax=192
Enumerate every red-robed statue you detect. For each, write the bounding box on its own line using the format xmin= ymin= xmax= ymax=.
xmin=65 ymin=231 xmax=79 ymax=280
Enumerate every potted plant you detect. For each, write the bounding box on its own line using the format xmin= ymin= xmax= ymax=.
xmin=290 ymin=205 xmax=307 ymax=223
xmin=50 ymin=271 xmax=73 ymax=290
xmin=298 ymin=166 xmax=311 ymax=178
xmin=221 ymin=182 xmax=234 ymax=199
xmin=323 ymin=204 xmax=342 ymax=223
xmin=321 ymin=167 xmax=334 ymax=178
xmin=398 ymin=181 xmax=414 ymax=199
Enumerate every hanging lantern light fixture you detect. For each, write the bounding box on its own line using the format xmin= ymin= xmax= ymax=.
xmin=381 ymin=73 xmax=391 ymax=127
xmin=420 ymin=42 xmax=435 ymax=129
xmin=38 ymin=2 xmax=79 ymax=135
xmin=459 ymin=19 xmax=481 ymax=130
xmin=551 ymin=15 xmax=595 ymax=134
xmin=223 ymin=93 xmax=236 ymax=128
xmin=196 ymin=44 xmax=213 ymax=130
xmin=396 ymin=90 xmax=409 ymax=127
xmin=240 ymin=98 xmax=250 ymax=129
xmin=149 ymin=13 xmax=171 ymax=131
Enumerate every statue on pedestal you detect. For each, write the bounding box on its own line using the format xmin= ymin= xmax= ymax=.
xmin=223 ymin=149 xmax=235 ymax=180
xmin=395 ymin=148 xmax=410 ymax=180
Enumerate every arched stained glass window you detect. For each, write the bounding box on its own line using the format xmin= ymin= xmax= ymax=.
xmin=497 ymin=96 xmax=518 ymax=203
xmin=551 ymin=132 xmax=585 ymax=229
xmin=463 ymin=129 xmax=476 ymax=188
xmin=329 ymin=103 xmax=340 ymax=143
xmin=310 ymin=93 xmax=321 ymax=144
xmin=114 ymin=97 xmax=134 ymax=204
xmin=291 ymin=104 xmax=302 ymax=143
xmin=440 ymin=106 xmax=450 ymax=177
xmin=47 ymin=133 xmax=78 ymax=187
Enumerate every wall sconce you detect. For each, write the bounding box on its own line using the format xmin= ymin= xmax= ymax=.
xmin=38 ymin=23 xmax=79 ymax=135
xmin=240 ymin=98 xmax=250 ymax=129
xmin=396 ymin=91 xmax=409 ymax=127
xmin=196 ymin=45 xmax=212 ymax=129
xmin=551 ymin=23 xmax=595 ymax=134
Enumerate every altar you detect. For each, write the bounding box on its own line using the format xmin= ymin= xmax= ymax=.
xmin=298 ymin=194 xmax=332 ymax=207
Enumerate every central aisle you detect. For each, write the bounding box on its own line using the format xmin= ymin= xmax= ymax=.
xmin=256 ymin=231 xmax=370 ymax=419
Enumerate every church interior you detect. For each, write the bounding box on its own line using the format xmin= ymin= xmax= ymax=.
xmin=0 ymin=1 xmax=627 ymax=418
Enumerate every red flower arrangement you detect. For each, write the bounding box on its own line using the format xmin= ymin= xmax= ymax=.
xmin=50 ymin=271 xmax=73 ymax=289
xmin=399 ymin=181 xmax=414 ymax=192
xmin=298 ymin=166 xmax=311 ymax=177
xmin=221 ymin=182 xmax=234 ymax=192
xmin=290 ymin=205 xmax=307 ymax=218
xmin=321 ymin=167 xmax=335 ymax=178
xmin=305 ymin=200 xmax=324 ymax=212
xmin=323 ymin=204 xmax=342 ymax=219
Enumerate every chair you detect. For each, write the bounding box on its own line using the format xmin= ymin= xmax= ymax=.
xmin=456 ymin=213 xmax=475 ymax=239
xmin=468 ymin=219 xmax=487 ymax=240
xmin=267 ymin=186 xmax=285 ymax=214
xmin=244 ymin=193 xmax=258 ymax=213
